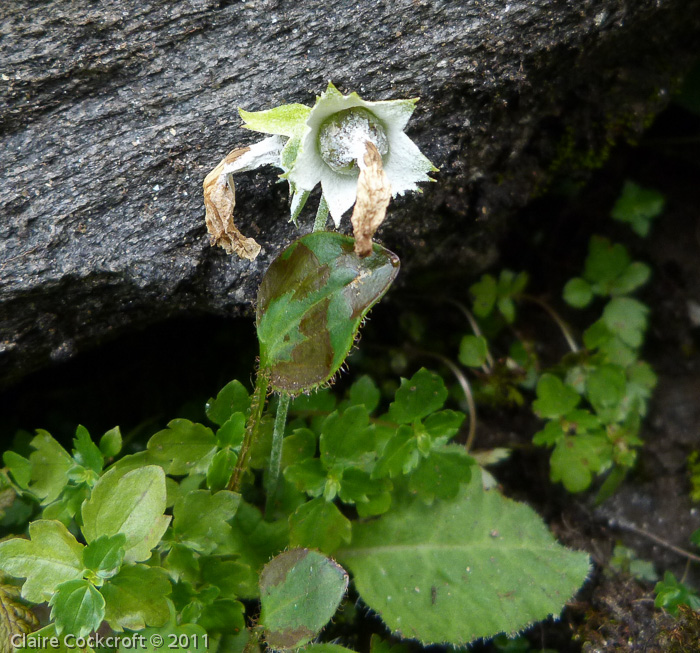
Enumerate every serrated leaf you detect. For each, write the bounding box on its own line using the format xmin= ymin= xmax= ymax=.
xmin=281 ymin=428 xmax=317 ymax=469
xmin=21 ymin=431 xmax=73 ymax=504
xmin=337 ymin=473 xmax=590 ymax=645
xmin=602 ymin=297 xmax=648 ymax=348
xmin=610 ymin=181 xmax=665 ymax=237
xmin=373 ymin=425 xmax=418 ymax=479
xmin=147 ymin=420 xmax=217 ymax=475
xmin=407 ymin=448 xmax=473 ymax=504
xmin=563 ymin=277 xmax=593 ymax=308
xmin=470 ymin=274 xmax=497 ymax=317
xmin=102 ymin=564 xmax=171 ymax=631
xmin=532 ymin=374 xmax=580 ymax=419
xmin=14 ymin=624 xmax=93 ymax=653
xmin=72 ymin=425 xmax=104 ymax=474
xmin=0 ymin=520 xmax=84 ymax=603
xmin=3 ymin=451 xmax=31 ymax=489
xmin=240 ymin=103 xmax=312 ymax=138
xmin=81 ymin=466 xmax=170 ymax=563
xmin=320 ymin=406 xmax=374 ymax=469
xmin=117 ymin=620 xmax=208 ymax=653
xmin=550 ymin=434 xmax=613 ymax=492
xmin=289 ymin=497 xmax=351 ymax=554
xmin=83 ymin=534 xmax=126 ymax=580
xmin=256 ymin=232 xmax=400 ymax=394
xmin=423 ymin=410 xmax=465 ymax=441
xmin=206 ymin=448 xmax=236 ymax=492
xmin=610 ymin=262 xmax=651 ymax=295
xmin=584 ymin=237 xmax=630 ymax=285
xmin=386 ymin=368 xmax=447 ymax=424
xmin=348 ymin=375 xmax=381 ymax=413
xmin=197 ymin=597 xmax=246 ymax=634
xmin=206 ymin=381 xmax=251 ymax=427
xmin=216 ymin=412 xmax=247 ymax=448
xmin=50 ymin=579 xmax=105 ymax=638
xmin=200 ymin=557 xmax=259 ymax=601
xmin=259 ymin=549 xmax=348 ymax=650
xmin=172 ymin=490 xmax=240 ymax=554
xmin=458 ymin=335 xmax=488 ymax=368
xmin=99 ymin=427 xmax=122 ymax=458
xmin=585 ymin=364 xmax=627 ymax=421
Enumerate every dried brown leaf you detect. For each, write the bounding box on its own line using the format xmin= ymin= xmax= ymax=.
xmin=0 ymin=584 xmax=39 ymax=653
xmin=351 ymin=141 xmax=391 ymax=258
xmin=203 ymin=147 xmax=262 ymax=261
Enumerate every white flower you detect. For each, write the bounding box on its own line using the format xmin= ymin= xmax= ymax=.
xmin=285 ymin=82 xmax=437 ymax=227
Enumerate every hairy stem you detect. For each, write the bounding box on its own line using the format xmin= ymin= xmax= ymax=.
xmin=229 ymin=373 xmax=269 ymax=492
xmin=265 ymin=392 xmax=290 ymax=519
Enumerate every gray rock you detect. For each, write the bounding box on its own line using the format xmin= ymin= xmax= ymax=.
xmin=2 ymin=0 xmax=699 ymax=386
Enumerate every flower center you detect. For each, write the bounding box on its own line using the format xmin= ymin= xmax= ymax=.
xmin=318 ymin=107 xmax=389 ymax=175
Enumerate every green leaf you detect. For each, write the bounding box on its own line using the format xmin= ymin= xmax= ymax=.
xmin=259 ymin=549 xmax=348 ymax=650
xmin=373 ymin=425 xmax=418 ymax=479
xmin=206 ymin=380 xmax=251 ymax=427
xmin=610 ymin=181 xmax=665 ymax=237
xmin=337 ymin=473 xmax=590 ymax=645
xmin=102 ymin=564 xmax=171 ymax=631
xmin=458 ymin=335 xmax=488 ymax=368
xmin=0 ymin=520 xmax=84 ymax=603
xmin=99 ymin=427 xmax=122 ymax=458
xmin=583 ymin=237 xmax=630 ymax=286
xmin=654 ymin=571 xmax=700 ymax=616
xmin=216 ymin=413 xmax=247 ymax=448
xmin=563 ymin=277 xmax=593 ymax=308
xmin=550 ymin=434 xmax=613 ymax=492
xmin=240 ymin=103 xmax=312 ymax=137
xmin=147 ymin=419 xmax=217 ymax=475
xmin=407 ymin=448 xmax=473 ymax=503
xmin=81 ymin=466 xmax=171 ymax=563
xmin=285 ymin=458 xmax=328 ymax=497
xmin=50 ymin=579 xmax=105 ymax=638
xmin=227 ymin=501 xmax=289 ymax=575
xmin=602 ymin=297 xmax=648 ymax=348
xmin=172 ymin=490 xmax=240 ymax=554
xmin=206 ymin=448 xmax=236 ymax=492
xmin=348 ymin=375 xmax=381 ymax=413
xmin=82 ymin=534 xmax=126 ymax=580
xmin=386 ymin=368 xmax=447 ymax=424
xmin=22 ymin=431 xmax=73 ymax=504
xmin=304 ymin=646 xmax=357 ymax=653
xmin=256 ymin=232 xmax=400 ymax=394
xmin=197 ymin=598 xmax=246 ymax=635
xmin=72 ymin=425 xmax=104 ymax=475
xmin=3 ymin=451 xmax=31 ymax=489
xmin=117 ymin=618 xmax=208 ymax=653
xmin=585 ymin=365 xmax=627 ymax=421
xmin=532 ymin=374 xmax=580 ymax=419
xmin=470 ymin=274 xmax=497 ymax=317
xmin=289 ymin=497 xmax=352 ymax=554
xmin=423 ymin=410 xmax=465 ymax=441
xmin=610 ymin=261 xmax=651 ymax=295
xmin=320 ymin=406 xmax=374 ymax=469
xmin=281 ymin=428 xmax=317 ymax=469
xmin=200 ymin=557 xmax=258 ymax=601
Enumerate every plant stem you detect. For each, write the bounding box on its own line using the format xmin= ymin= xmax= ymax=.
xmin=229 ymin=373 xmax=269 ymax=493
xmin=520 ymin=294 xmax=579 ymax=353
xmin=313 ymin=196 xmax=329 ymax=232
xmin=609 ymin=518 xmax=700 ymax=564
xmin=265 ymin=392 xmax=290 ymax=519
xmin=446 ymin=298 xmax=495 ymax=372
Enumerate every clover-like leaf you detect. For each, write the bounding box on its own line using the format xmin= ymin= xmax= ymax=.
xmin=610 ymin=181 xmax=665 ymax=237
xmin=257 ymin=232 xmax=399 ymax=394
xmin=532 ymin=374 xmax=580 ymax=419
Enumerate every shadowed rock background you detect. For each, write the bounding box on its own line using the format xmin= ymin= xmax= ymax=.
xmin=2 ymin=0 xmax=700 ymax=387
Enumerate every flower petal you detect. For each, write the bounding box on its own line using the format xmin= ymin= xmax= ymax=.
xmin=383 ymin=131 xmax=436 ymax=196
xmin=221 ymin=135 xmax=286 ymax=175
xmin=320 ymin=167 xmax=360 ymax=227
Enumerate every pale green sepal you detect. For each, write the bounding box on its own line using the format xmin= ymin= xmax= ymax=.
xmin=240 ymin=104 xmax=312 ymax=138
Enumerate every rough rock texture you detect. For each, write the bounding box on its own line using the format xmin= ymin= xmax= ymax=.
xmin=2 ymin=0 xmax=699 ymax=386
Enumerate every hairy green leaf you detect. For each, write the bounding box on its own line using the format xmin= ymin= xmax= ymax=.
xmin=240 ymin=103 xmax=311 ymax=137
xmin=259 ymin=549 xmax=348 ymax=650
xmin=256 ymin=232 xmax=399 ymax=394
xmin=338 ymin=473 xmax=590 ymax=645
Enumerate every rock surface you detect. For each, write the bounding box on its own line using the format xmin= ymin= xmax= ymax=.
xmin=2 ymin=0 xmax=699 ymax=386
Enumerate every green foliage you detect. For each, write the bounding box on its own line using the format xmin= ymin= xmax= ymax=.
xmin=0 ymin=233 xmax=592 ymax=651
xmin=686 ymin=451 xmax=700 ymax=502
xmin=608 ymin=545 xmax=657 ymax=582
xmin=470 ymin=270 xmax=528 ymax=323
xmin=655 ymin=572 xmax=700 ymax=616
xmin=610 ymin=180 xmax=665 ymax=237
